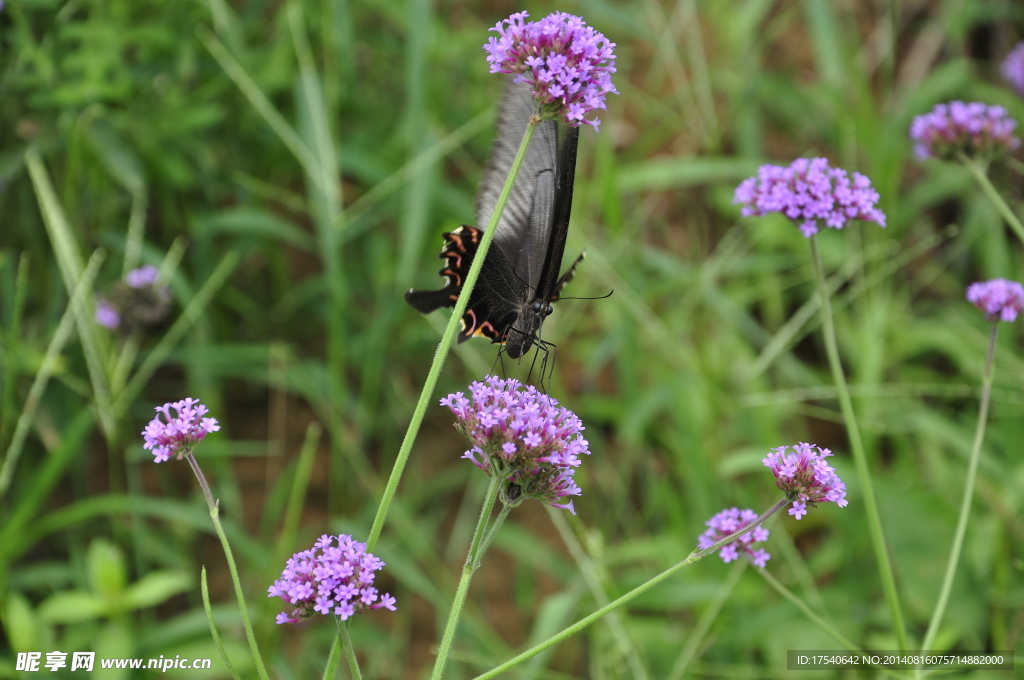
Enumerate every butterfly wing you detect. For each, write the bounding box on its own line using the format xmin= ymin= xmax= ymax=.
xmin=403 ymin=226 xmax=526 ymax=343
xmin=405 ymin=79 xmax=581 ymax=355
xmin=476 ymin=80 xmax=558 ymax=293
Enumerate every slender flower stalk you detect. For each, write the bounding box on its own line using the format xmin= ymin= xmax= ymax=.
xmin=431 ymin=377 xmax=593 ymax=677
xmin=918 ymin=323 xmax=998 ymax=659
xmin=921 ymin=281 xmax=1023 ymax=658
xmin=431 ymin=475 xmax=504 ymax=680
xmin=470 ymin=498 xmax=791 ymax=680
xmin=735 ymin=158 xmax=907 ymax=650
xmin=338 ymin=620 xmax=363 ymax=680
xmin=321 ymin=636 xmax=342 ymax=680
xmin=958 ymin=154 xmax=1024 ymax=246
xmin=144 ymin=401 xmax=270 ymax=680
xmin=810 ymin=237 xmax=908 ymax=651
xmin=757 ymin=570 xmax=910 ymax=680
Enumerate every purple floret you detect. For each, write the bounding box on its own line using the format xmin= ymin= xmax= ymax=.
xmin=966 ymin=278 xmax=1024 ymax=322
xmin=484 ymin=11 xmax=618 ymax=130
xmin=909 ymin=101 xmax=1020 ymax=160
xmin=125 ymin=265 xmax=160 ymax=289
xmin=94 ymin=300 xmax=121 ymax=329
xmin=734 ymin=158 xmax=886 ymax=237
xmin=269 ymin=534 xmax=396 ymax=624
xmin=763 ymin=443 xmax=848 ymax=518
xmin=441 ymin=376 xmax=590 ymax=514
xmin=697 ymin=507 xmax=771 ymax=567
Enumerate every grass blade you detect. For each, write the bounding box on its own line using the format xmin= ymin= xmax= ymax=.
xmin=25 ymin=147 xmax=117 ymax=443
xmin=0 ymin=251 xmax=104 ymax=497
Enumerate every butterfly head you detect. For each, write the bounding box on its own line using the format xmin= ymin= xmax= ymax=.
xmin=505 ymin=299 xmax=554 ymax=359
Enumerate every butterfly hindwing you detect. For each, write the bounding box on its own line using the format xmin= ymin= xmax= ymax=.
xmin=404 ymin=226 xmax=529 ymax=344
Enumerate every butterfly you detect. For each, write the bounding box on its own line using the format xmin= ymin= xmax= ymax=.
xmin=405 ymin=80 xmax=583 ymax=359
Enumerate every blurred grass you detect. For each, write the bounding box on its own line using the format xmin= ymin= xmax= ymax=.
xmin=2 ymin=0 xmax=1024 ymax=678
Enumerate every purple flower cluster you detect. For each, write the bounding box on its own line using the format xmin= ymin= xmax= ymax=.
xmin=698 ymin=507 xmax=771 ymax=567
xmin=763 ymin=443 xmax=848 ymax=519
xmin=269 ymin=534 xmax=396 ymax=624
xmin=1002 ymin=43 xmax=1024 ymax=98
xmin=909 ymin=101 xmax=1020 ymax=161
xmin=733 ymin=158 xmax=887 ymax=238
xmin=142 ymin=399 xmax=220 ymax=463
xmin=94 ymin=265 xmax=171 ymax=331
xmin=484 ymin=11 xmax=617 ymax=130
xmin=441 ymin=376 xmax=590 ymax=514
xmin=966 ymin=278 xmax=1024 ymax=322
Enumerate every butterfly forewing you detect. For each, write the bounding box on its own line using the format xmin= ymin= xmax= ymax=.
xmin=477 ymin=83 xmax=559 ymax=294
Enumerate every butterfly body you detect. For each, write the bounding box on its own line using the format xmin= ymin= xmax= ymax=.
xmin=405 ymin=81 xmax=581 ymax=359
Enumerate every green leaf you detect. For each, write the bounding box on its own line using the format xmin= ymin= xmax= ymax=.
xmin=193 ymin=208 xmax=315 ymax=251
xmin=93 ymin=622 xmax=134 ymax=680
xmin=37 ymin=591 xmax=109 ymax=624
xmin=4 ymin=592 xmax=40 ymax=651
xmin=122 ymin=571 xmax=193 ymax=610
xmin=85 ymin=120 xmax=146 ymax=194
xmin=87 ymin=538 xmax=128 ymax=600
xmin=618 ymin=156 xmax=763 ymax=192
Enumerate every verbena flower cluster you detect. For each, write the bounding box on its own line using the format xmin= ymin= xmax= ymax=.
xmin=1002 ymin=42 xmax=1024 ymax=98
xmin=909 ymin=101 xmax=1020 ymax=161
xmin=698 ymin=507 xmax=771 ymax=567
xmin=94 ymin=265 xmax=171 ymax=331
xmin=733 ymin=158 xmax=886 ymax=238
xmin=441 ymin=376 xmax=590 ymax=514
xmin=142 ymin=398 xmax=220 ymax=463
xmin=966 ymin=278 xmax=1024 ymax=322
xmin=763 ymin=443 xmax=848 ymax=519
xmin=484 ymin=11 xmax=617 ymax=130
xmin=269 ymin=534 xmax=396 ymax=624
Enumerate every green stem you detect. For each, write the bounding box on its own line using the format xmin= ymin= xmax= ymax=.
xmin=338 ymin=619 xmax=363 ymax=680
xmin=919 ymin=323 xmax=998 ymax=655
xmin=810 ymin=236 xmax=908 ymax=651
xmin=322 ymin=634 xmax=342 ymax=680
xmin=758 ymin=569 xmax=910 ymax=680
xmin=0 ymin=253 xmax=29 ymax=456
xmin=188 ymin=454 xmax=271 ymax=680
xmin=476 ymin=502 xmax=512 ymax=565
xmin=201 ymin=566 xmax=243 ymax=680
xmin=366 ymin=119 xmax=540 ymax=551
xmin=960 ymin=154 xmax=1024 ymax=247
xmin=471 ymin=498 xmax=790 ymax=680
xmin=666 ymin=560 xmax=744 ymax=680
xmin=548 ymin=506 xmax=650 ymax=680
xmin=431 ymin=474 xmax=503 ymax=680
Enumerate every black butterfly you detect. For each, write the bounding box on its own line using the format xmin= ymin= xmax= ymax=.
xmin=405 ymin=81 xmax=582 ymax=359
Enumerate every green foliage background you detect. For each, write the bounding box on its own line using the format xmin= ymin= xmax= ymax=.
xmin=1 ymin=0 xmax=1023 ymax=677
